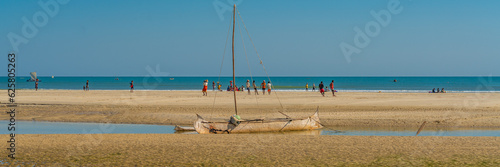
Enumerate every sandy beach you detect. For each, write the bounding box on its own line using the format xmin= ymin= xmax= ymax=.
xmin=1 ymin=90 xmax=499 ymax=166
xmin=1 ymin=90 xmax=499 ymax=127
xmin=1 ymin=134 xmax=499 ymax=166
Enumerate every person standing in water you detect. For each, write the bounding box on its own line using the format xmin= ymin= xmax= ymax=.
xmin=212 ymin=81 xmax=215 ymax=91
xmin=217 ymin=82 xmax=221 ymax=91
xmin=319 ymin=81 xmax=325 ymax=97
xmin=130 ymin=80 xmax=134 ymax=93
xmin=305 ymin=83 xmax=309 ymax=91
xmin=35 ymin=79 xmax=39 ymax=91
xmin=253 ymin=80 xmax=259 ymax=95
xmin=86 ymin=80 xmax=89 ymax=91
xmin=261 ymin=80 xmax=266 ymax=95
xmin=312 ymin=83 xmax=316 ymax=91
xmin=330 ymin=80 xmax=335 ymax=96
xmin=267 ymin=81 xmax=272 ymax=95
xmin=202 ymin=80 xmax=208 ymax=96
xmin=246 ymin=80 xmax=251 ymax=95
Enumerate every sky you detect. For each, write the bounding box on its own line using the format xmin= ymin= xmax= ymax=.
xmin=1 ymin=0 xmax=499 ymax=77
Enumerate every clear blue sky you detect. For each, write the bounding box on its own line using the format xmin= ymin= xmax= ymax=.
xmin=1 ymin=0 xmax=499 ymax=76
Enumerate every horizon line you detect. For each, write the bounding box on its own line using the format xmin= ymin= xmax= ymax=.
xmin=11 ymin=75 xmax=500 ymax=77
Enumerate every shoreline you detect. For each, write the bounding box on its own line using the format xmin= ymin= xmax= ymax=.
xmin=2 ymin=88 xmax=500 ymax=93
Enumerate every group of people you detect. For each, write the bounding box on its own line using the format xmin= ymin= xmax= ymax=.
xmin=83 ymin=80 xmax=89 ymax=91
xmin=306 ymin=80 xmax=336 ymax=97
xmin=203 ymin=80 xmax=272 ymax=96
xmin=81 ymin=80 xmax=135 ymax=92
xmin=431 ymin=88 xmax=446 ymax=93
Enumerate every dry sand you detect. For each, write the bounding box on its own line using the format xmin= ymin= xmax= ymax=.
xmin=0 ymin=90 xmax=499 ymax=166
xmin=1 ymin=134 xmax=499 ymax=166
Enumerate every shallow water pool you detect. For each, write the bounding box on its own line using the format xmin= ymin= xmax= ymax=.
xmin=1 ymin=121 xmax=499 ymax=136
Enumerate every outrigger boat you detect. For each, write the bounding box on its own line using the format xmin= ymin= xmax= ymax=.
xmin=194 ymin=5 xmax=322 ymax=134
xmin=195 ymin=112 xmax=322 ymax=134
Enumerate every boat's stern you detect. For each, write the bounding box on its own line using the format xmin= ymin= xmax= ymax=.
xmin=194 ymin=114 xmax=210 ymax=134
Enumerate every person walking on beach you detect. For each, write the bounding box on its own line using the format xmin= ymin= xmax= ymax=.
xmin=312 ymin=83 xmax=316 ymax=91
xmin=212 ymin=81 xmax=215 ymax=91
xmin=319 ymin=81 xmax=325 ymax=97
xmin=432 ymin=88 xmax=435 ymax=93
xmin=86 ymin=80 xmax=89 ymax=91
xmin=267 ymin=81 xmax=272 ymax=95
xmin=305 ymin=83 xmax=309 ymax=91
xmin=330 ymin=80 xmax=335 ymax=96
xmin=261 ymin=80 xmax=266 ymax=95
xmin=202 ymin=80 xmax=208 ymax=96
xmin=217 ymin=82 xmax=221 ymax=91
xmin=130 ymin=80 xmax=134 ymax=93
xmin=253 ymin=80 xmax=259 ymax=95
xmin=246 ymin=80 xmax=251 ymax=95
xmin=35 ymin=79 xmax=39 ymax=91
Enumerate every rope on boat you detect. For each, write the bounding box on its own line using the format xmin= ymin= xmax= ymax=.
xmin=210 ymin=13 xmax=233 ymax=121
xmin=310 ymin=106 xmax=343 ymax=133
xmin=236 ymin=16 xmax=261 ymax=115
xmin=279 ymin=120 xmax=293 ymax=131
xmin=236 ymin=8 xmax=289 ymax=119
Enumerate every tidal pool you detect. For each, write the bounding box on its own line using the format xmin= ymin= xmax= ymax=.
xmin=1 ymin=121 xmax=499 ymax=136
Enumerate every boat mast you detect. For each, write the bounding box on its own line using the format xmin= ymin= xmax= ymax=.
xmin=232 ymin=4 xmax=238 ymax=115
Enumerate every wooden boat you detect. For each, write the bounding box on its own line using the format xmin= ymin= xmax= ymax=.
xmin=195 ymin=111 xmax=322 ymax=134
xmin=194 ymin=5 xmax=322 ymax=134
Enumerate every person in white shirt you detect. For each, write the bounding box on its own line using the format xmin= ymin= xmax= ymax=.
xmin=246 ymin=80 xmax=251 ymax=95
xmin=267 ymin=81 xmax=272 ymax=95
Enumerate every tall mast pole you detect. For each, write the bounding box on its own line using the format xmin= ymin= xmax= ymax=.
xmin=232 ymin=4 xmax=238 ymax=115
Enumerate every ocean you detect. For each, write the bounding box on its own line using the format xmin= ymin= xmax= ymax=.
xmin=2 ymin=76 xmax=500 ymax=93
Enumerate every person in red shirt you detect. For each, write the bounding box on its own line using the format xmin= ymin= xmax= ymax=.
xmin=330 ymin=80 xmax=335 ymax=96
xmin=130 ymin=80 xmax=134 ymax=93
xmin=202 ymin=80 xmax=208 ymax=96
xmin=261 ymin=80 xmax=266 ymax=95
xmin=35 ymin=79 xmax=39 ymax=91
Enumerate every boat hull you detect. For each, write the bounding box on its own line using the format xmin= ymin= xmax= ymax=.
xmin=194 ymin=111 xmax=322 ymax=134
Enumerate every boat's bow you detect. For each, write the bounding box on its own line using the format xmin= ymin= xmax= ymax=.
xmin=308 ymin=110 xmax=323 ymax=129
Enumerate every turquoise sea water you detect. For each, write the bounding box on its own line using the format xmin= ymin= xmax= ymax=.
xmin=2 ymin=76 xmax=500 ymax=92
